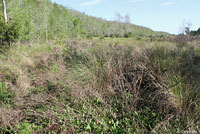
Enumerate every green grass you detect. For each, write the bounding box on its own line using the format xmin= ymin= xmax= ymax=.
xmin=0 ymin=81 xmax=14 ymax=105
xmin=0 ymin=38 xmax=199 ymax=134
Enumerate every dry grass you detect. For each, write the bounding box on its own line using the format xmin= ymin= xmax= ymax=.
xmin=0 ymin=39 xmax=199 ymax=133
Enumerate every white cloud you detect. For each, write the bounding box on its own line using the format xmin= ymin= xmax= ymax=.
xmin=161 ymin=1 xmax=175 ymax=6
xmin=79 ymin=0 xmax=102 ymax=7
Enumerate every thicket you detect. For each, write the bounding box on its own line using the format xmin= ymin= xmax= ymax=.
xmin=0 ymin=16 xmax=21 ymax=47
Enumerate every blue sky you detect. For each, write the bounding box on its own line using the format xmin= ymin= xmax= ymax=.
xmin=51 ymin=0 xmax=200 ymax=34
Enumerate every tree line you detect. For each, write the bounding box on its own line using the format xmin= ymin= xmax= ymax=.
xmin=190 ymin=28 xmax=200 ymax=36
xmin=0 ymin=0 xmax=168 ymax=45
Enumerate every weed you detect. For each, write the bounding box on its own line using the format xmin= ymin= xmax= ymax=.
xmin=50 ymin=62 xmax=59 ymax=73
xmin=16 ymin=122 xmax=32 ymax=134
xmin=0 ymin=81 xmax=14 ymax=105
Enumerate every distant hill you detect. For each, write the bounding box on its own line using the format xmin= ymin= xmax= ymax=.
xmin=0 ymin=0 xmax=170 ymax=41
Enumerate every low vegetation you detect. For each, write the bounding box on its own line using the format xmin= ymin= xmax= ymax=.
xmin=0 ymin=38 xmax=199 ymax=133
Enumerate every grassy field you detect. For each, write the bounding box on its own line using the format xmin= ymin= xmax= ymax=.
xmin=0 ymin=38 xmax=200 ymax=133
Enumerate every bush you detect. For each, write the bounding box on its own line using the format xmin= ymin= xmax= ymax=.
xmin=0 ymin=16 xmax=21 ymax=47
xmin=124 ymin=32 xmax=133 ymax=38
xmin=6 ymin=19 xmax=21 ymax=43
xmin=190 ymin=27 xmax=200 ymax=36
xmin=0 ymin=18 xmax=7 ymax=43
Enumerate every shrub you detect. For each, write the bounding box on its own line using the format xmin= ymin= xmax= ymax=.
xmin=6 ymin=19 xmax=21 ymax=43
xmin=0 ymin=17 xmax=7 ymax=44
xmin=0 ymin=16 xmax=21 ymax=47
xmin=190 ymin=27 xmax=200 ymax=36
xmin=124 ymin=32 xmax=133 ymax=38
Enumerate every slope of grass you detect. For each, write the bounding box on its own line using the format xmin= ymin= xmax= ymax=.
xmin=0 ymin=39 xmax=199 ymax=133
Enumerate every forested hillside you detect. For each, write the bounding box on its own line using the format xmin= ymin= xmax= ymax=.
xmin=0 ymin=0 xmax=168 ymax=42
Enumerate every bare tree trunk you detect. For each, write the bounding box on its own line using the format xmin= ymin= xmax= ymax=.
xmin=2 ymin=0 xmax=8 ymax=23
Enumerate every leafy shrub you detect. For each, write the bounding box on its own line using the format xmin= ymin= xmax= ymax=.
xmin=0 ymin=18 xmax=7 ymax=43
xmin=190 ymin=27 xmax=200 ymax=36
xmin=17 ymin=122 xmax=32 ymax=134
xmin=0 ymin=16 xmax=21 ymax=47
xmin=124 ymin=32 xmax=133 ymax=38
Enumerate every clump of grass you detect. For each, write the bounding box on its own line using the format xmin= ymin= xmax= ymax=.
xmin=145 ymin=45 xmax=200 ymax=133
xmin=0 ymin=81 xmax=14 ymax=105
xmin=63 ymin=41 xmax=200 ymax=133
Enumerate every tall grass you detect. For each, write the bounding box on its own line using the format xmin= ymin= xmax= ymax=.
xmin=64 ymin=41 xmax=200 ymax=133
xmin=0 ymin=39 xmax=199 ymax=133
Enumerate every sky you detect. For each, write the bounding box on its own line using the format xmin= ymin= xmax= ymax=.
xmin=51 ymin=0 xmax=200 ymax=34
